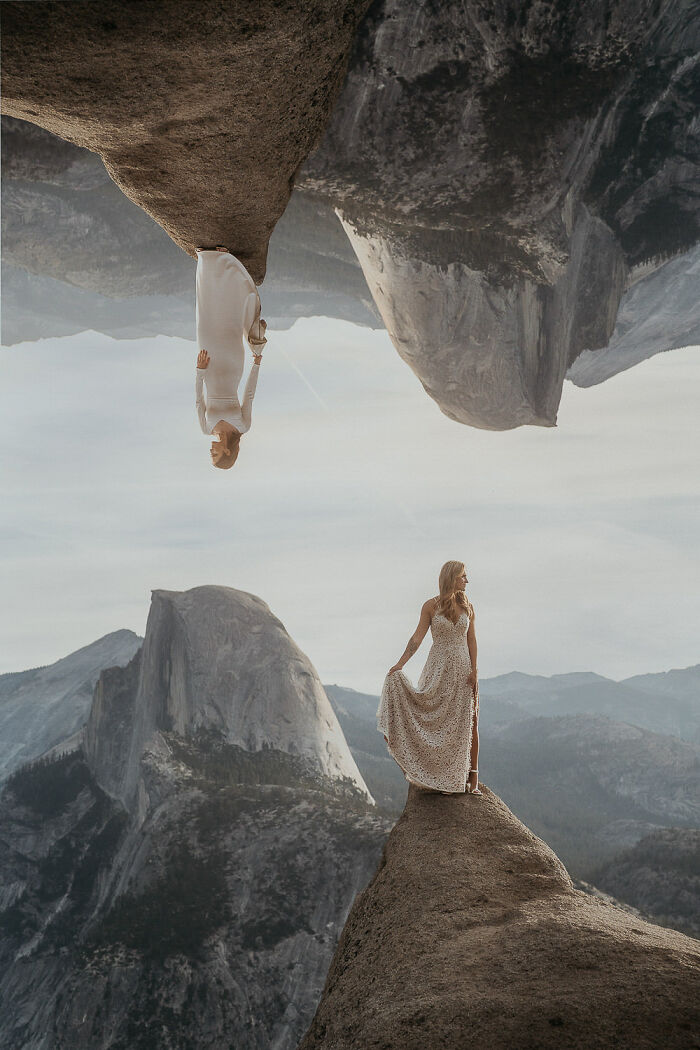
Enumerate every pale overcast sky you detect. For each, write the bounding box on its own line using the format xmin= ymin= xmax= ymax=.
xmin=1 ymin=321 xmax=699 ymax=691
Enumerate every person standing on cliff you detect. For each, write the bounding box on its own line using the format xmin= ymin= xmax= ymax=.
xmin=194 ymin=247 xmax=267 ymax=469
xmin=378 ymin=560 xmax=481 ymax=795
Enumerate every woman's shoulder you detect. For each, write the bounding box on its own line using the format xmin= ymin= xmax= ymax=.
xmin=422 ymin=596 xmax=439 ymax=616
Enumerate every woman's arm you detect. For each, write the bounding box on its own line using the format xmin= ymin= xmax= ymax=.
xmin=388 ymin=599 xmax=434 ymax=674
xmin=196 ymin=349 xmax=210 ymax=434
xmin=240 ymin=360 xmax=261 ymax=430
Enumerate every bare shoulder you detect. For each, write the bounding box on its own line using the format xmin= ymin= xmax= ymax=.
xmin=421 ymin=596 xmax=438 ymax=618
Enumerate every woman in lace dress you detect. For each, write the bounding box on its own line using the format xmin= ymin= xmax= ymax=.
xmin=378 ymin=560 xmax=481 ymax=794
xmin=195 ymin=247 xmax=267 ymax=470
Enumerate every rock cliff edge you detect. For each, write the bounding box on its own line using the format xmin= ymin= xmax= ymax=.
xmin=300 ymin=785 xmax=700 ymax=1050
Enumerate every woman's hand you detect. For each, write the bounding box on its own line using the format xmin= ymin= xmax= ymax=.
xmin=253 ymin=354 xmax=263 ymax=365
xmin=467 ymin=670 xmax=478 ymax=695
xmin=388 ymin=664 xmax=403 ymax=675
xmin=197 ymin=349 xmax=210 ymax=369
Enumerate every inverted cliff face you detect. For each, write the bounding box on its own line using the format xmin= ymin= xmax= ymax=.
xmin=4 ymin=2 xmax=698 ymax=425
xmin=0 ymin=629 xmax=141 ymax=782
xmin=1 ymin=117 xmax=379 ymax=343
xmin=85 ymin=585 xmax=370 ymax=804
xmin=340 ymin=205 xmax=625 ymax=428
xmin=0 ymin=0 xmax=372 ymax=282
xmin=567 ymin=244 xmax=700 ymax=387
xmin=302 ymin=0 xmax=700 ymax=427
xmin=300 ymin=786 xmax=700 ymax=1050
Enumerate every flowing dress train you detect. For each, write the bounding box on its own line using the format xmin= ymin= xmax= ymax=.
xmin=377 ymin=611 xmax=478 ymax=793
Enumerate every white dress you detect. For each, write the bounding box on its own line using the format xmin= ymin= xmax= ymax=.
xmin=377 ymin=611 xmax=478 ymax=793
xmin=195 ymin=249 xmax=266 ymax=436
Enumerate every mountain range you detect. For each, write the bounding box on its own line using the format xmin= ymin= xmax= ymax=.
xmin=0 ymin=586 xmax=386 ymax=1050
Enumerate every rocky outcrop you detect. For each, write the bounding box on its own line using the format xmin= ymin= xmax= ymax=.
xmin=0 ymin=0 xmax=372 ymax=282
xmin=0 ymin=629 xmax=141 ymax=782
xmin=301 ymin=0 xmax=700 ymax=427
xmin=0 ymin=586 xmax=385 ymax=1050
xmin=85 ymin=586 xmax=370 ymax=804
xmin=300 ymin=786 xmax=700 ymax=1050
xmin=1 ymin=117 xmax=379 ymax=344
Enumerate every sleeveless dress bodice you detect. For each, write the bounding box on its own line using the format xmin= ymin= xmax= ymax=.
xmin=377 ymin=610 xmax=478 ymax=793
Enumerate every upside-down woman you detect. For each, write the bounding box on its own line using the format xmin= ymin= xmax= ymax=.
xmin=195 ymin=247 xmax=267 ymax=469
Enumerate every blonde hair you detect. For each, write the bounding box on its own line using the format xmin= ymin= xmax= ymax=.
xmin=436 ymin=560 xmax=473 ymax=624
xmin=212 ymin=430 xmax=241 ymax=470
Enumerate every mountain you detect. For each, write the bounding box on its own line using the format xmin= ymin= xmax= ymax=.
xmin=592 ymin=827 xmax=700 ymax=939
xmin=0 ymin=629 xmax=142 ymax=782
xmin=0 ymin=586 xmax=387 ymax=1050
xmin=301 ymin=0 xmax=700 ymax=428
xmin=480 ymin=666 xmax=700 ymax=742
xmin=486 ymin=714 xmax=700 ymax=876
xmin=567 ymin=245 xmax=700 ymax=387
xmin=84 ymin=586 xmax=369 ymax=803
xmin=299 ymin=787 xmax=700 ymax=1050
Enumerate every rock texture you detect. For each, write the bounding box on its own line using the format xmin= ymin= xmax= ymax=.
xmin=568 ymin=245 xmax=700 ymax=387
xmin=0 ymin=0 xmax=372 ymax=282
xmin=4 ymin=4 xmax=698 ymax=426
xmin=300 ymin=786 xmax=700 ymax=1050
xmin=85 ymin=586 xmax=370 ymax=804
xmin=302 ymin=0 xmax=700 ymax=428
xmin=1 ymin=117 xmax=379 ymax=344
xmin=0 ymin=630 xmax=141 ymax=783
xmin=0 ymin=586 xmax=386 ymax=1050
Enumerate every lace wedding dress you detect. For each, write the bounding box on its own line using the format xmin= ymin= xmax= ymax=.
xmin=377 ymin=611 xmax=478 ymax=793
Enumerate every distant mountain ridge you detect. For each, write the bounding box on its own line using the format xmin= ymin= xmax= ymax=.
xmin=0 ymin=629 xmax=142 ymax=782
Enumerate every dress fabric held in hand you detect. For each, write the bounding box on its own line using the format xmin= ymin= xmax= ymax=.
xmin=378 ymin=611 xmax=478 ymax=793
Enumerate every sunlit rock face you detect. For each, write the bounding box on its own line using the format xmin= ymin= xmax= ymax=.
xmin=85 ymin=586 xmax=370 ymax=805
xmin=340 ymin=204 xmax=625 ymax=429
xmin=0 ymin=0 xmax=372 ymax=282
xmin=300 ymin=786 xmax=700 ymax=1050
xmin=302 ymin=0 xmax=700 ymax=427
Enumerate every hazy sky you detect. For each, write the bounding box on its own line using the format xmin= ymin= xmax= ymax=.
xmin=1 ymin=321 xmax=699 ymax=691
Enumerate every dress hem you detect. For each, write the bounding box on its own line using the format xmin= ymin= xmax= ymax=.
xmin=376 ymin=721 xmax=467 ymax=795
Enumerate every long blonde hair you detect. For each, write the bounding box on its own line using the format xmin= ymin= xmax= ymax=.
xmin=436 ymin=560 xmax=473 ymax=624
xmin=213 ymin=430 xmax=241 ymax=470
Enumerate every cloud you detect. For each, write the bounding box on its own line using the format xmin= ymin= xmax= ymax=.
xmin=1 ymin=322 xmax=699 ymax=690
